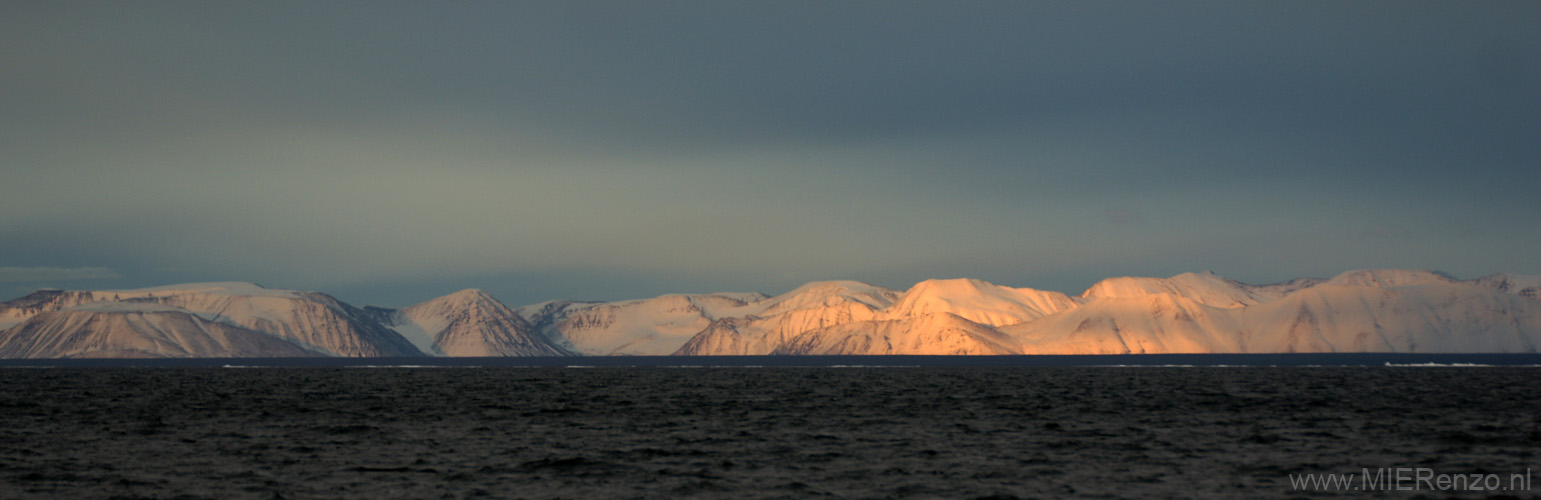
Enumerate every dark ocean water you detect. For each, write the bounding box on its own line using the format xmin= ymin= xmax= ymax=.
xmin=1 ymin=367 xmax=1537 ymax=499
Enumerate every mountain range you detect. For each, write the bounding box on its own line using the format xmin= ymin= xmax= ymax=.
xmin=1 ymin=269 xmax=1538 ymax=358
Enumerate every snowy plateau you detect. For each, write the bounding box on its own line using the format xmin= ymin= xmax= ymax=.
xmin=0 ymin=270 xmax=1538 ymax=358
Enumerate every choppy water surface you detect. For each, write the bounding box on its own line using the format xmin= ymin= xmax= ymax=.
xmin=2 ymin=367 xmax=1537 ymax=499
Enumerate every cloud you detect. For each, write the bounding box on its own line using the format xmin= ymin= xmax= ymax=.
xmin=0 ymin=267 xmax=122 ymax=283
xmin=1 ymin=3 xmax=1538 ymax=307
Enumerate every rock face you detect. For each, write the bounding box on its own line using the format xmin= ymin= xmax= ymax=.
xmin=379 ymin=289 xmax=571 ymax=357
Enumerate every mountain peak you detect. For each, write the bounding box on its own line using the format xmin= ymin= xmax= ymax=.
xmin=906 ymin=278 xmax=994 ymax=295
xmin=888 ymin=278 xmax=1075 ymax=327
xmin=1473 ymin=273 xmax=1541 ymax=299
xmin=1080 ymin=272 xmax=1267 ymax=308
xmin=6 ymin=268 xmax=1538 ymax=358
xmin=443 ymin=288 xmax=496 ymax=303
xmin=777 ymin=280 xmax=891 ymax=298
xmin=1325 ymin=269 xmax=1454 ymax=289
xmin=393 ymin=289 xmax=569 ymax=357
xmin=65 ymin=301 xmax=191 ymax=314
xmin=120 ymin=281 xmax=270 ymax=292
xmin=752 ymin=280 xmax=898 ymax=316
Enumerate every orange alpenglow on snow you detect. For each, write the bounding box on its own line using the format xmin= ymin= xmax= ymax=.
xmin=1 ymin=270 xmax=1538 ymax=358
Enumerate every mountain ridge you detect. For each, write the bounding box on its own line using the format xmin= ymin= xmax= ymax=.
xmin=2 ymin=269 xmax=1537 ymax=358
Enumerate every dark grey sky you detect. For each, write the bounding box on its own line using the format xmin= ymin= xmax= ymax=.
xmin=3 ymin=1 xmax=1538 ymax=307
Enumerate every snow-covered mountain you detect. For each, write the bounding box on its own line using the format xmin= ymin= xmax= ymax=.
xmin=1238 ymin=273 xmax=1539 ymax=353
xmin=675 ymin=279 xmax=1075 ymax=355
xmin=375 ymin=289 xmax=571 ymax=357
xmin=1002 ymin=269 xmax=1539 ymax=354
xmin=0 ymin=289 xmax=100 ymax=331
xmin=517 ymin=292 xmax=769 ymax=355
xmin=0 ymin=283 xmax=422 ymax=358
xmin=682 ymin=269 xmax=1538 ymax=355
xmin=884 ymin=278 xmax=1076 ymax=326
xmin=0 ymin=301 xmax=321 ymax=358
xmin=0 ymin=284 xmax=576 ymax=358
xmin=1002 ymin=292 xmax=1246 ymax=354
xmin=1080 ymin=271 xmax=1294 ymax=308
xmin=1473 ymin=273 xmax=1541 ymax=300
xmin=2 ymin=269 xmax=1537 ymax=358
xmin=674 ymin=281 xmax=900 ymax=355
xmin=774 ymin=312 xmax=1019 ymax=355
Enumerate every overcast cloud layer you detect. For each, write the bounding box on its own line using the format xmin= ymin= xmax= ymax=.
xmin=2 ymin=2 xmax=1538 ymax=307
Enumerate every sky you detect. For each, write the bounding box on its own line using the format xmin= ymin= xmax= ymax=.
xmin=2 ymin=1 xmax=1538 ymax=308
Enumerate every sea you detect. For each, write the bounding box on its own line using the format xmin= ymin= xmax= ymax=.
xmin=2 ymin=355 xmax=1538 ymax=499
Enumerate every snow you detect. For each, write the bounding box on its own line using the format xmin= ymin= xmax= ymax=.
xmin=385 ymin=319 xmax=444 ymax=356
xmin=6 ymin=269 xmax=1540 ymax=358
xmin=6 ymin=281 xmax=421 ymax=357
xmin=0 ymin=305 xmax=321 ymax=358
xmin=1323 ymin=269 xmax=1454 ymax=289
xmin=884 ymin=278 xmax=1075 ymax=326
xmin=775 ymin=313 xmax=1018 ymax=355
xmin=529 ymin=291 xmax=777 ymax=356
xmin=1079 ymin=271 xmax=1273 ymax=308
xmin=1005 ymin=293 xmax=1244 ymax=354
xmin=65 ymin=301 xmax=192 ymax=314
xmin=387 ymin=288 xmax=568 ymax=356
xmin=95 ymin=282 xmax=300 ymax=299
xmin=526 ymin=270 xmax=1541 ymax=356
xmin=665 ymin=282 xmax=906 ymax=355
xmin=735 ymin=281 xmax=897 ymax=317
xmin=1505 ymin=274 xmax=1541 ymax=289
xmin=1474 ymin=273 xmax=1541 ymax=298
